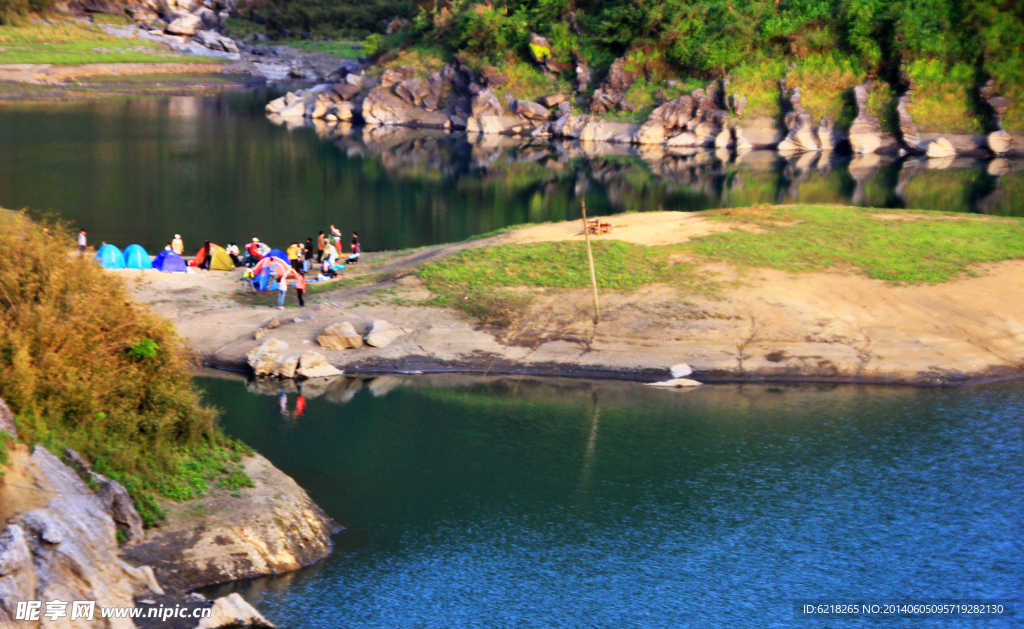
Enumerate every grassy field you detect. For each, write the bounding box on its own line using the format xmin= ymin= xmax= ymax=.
xmin=0 ymin=18 xmax=197 ymax=65
xmin=224 ymin=18 xmax=362 ymax=58
xmin=0 ymin=212 xmax=251 ymax=526
xmin=420 ymin=205 xmax=1024 ymax=324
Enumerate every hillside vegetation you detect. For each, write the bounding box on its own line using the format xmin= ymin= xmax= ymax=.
xmin=0 ymin=211 xmax=250 ymax=526
xmin=243 ymin=0 xmax=1023 ymax=133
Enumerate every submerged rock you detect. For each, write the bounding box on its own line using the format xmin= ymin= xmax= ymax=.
xmin=645 ymin=378 xmax=703 ymax=388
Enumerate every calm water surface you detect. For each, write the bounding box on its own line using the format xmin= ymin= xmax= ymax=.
xmin=199 ymin=374 xmax=1023 ymax=628
xmin=1 ymin=90 xmax=1023 ymax=252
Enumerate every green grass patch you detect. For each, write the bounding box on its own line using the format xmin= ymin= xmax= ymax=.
xmin=0 ymin=430 xmax=11 ymax=473
xmin=0 ymin=19 xmax=197 ymax=65
xmin=729 ymin=59 xmax=785 ymax=120
xmin=690 ymin=205 xmax=1024 ymax=283
xmin=273 ymin=38 xmax=363 ymax=58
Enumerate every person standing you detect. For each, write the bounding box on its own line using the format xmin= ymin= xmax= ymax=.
xmin=317 ymin=231 xmax=326 ymax=262
xmin=77 ymin=229 xmax=87 ymax=254
xmin=304 ymin=238 xmax=314 ymax=273
xmin=171 ymin=234 xmax=184 ymax=255
xmin=226 ymin=242 xmax=241 ymax=266
xmin=277 ymin=274 xmax=289 ymax=309
xmin=286 ymin=242 xmax=301 ymax=273
xmin=331 ymin=225 xmax=342 ymax=252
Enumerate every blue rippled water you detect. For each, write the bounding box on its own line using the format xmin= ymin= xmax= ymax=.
xmin=199 ymin=375 xmax=1023 ymax=628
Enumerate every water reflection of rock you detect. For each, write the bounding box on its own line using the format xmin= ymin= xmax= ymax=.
xmin=291 ymin=123 xmax=1023 ymax=215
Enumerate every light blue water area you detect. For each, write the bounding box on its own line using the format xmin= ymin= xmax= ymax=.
xmin=198 ymin=375 xmax=1024 ymax=628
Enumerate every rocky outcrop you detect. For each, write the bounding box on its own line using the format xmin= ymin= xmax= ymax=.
xmin=365 ymin=320 xmax=406 ymax=348
xmin=194 ymin=29 xmax=238 ymax=53
xmin=317 ymin=322 xmax=364 ymax=350
xmin=817 ymin=115 xmax=837 ymax=150
xmin=124 ymin=454 xmax=339 ymax=591
xmin=512 ymin=99 xmax=552 ymax=123
xmin=92 ymin=471 xmax=145 ymax=542
xmin=0 ymin=445 xmax=164 ymax=627
xmin=897 ymin=94 xmax=922 ymax=151
xmin=198 ymin=593 xmax=274 ymax=628
xmin=572 ymin=51 xmax=592 ymax=92
xmin=849 ymin=84 xmax=883 ymax=154
xmin=247 ymin=338 xmax=288 ymax=377
xmin=589 ymin=57 xmax=637 ymax=114
xmin=165 ymin=12 xmax=201 ymax=36
xmin=777 ymin=86 xmax=820 ymax=153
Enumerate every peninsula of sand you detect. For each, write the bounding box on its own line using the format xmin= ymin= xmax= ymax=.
xmin=114 ymin=205 xmax=1024 ymax=386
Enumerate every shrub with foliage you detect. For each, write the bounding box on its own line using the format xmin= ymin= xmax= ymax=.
xmin=0 ymin=211 xmax=251 ymax=526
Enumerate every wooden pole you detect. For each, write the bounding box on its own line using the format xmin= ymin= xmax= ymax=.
xmin=581 ymin=200 xmax=600 ymax=324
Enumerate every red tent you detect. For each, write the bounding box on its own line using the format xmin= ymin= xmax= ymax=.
xmin=189 ymin=243 xmax=222 ymax=267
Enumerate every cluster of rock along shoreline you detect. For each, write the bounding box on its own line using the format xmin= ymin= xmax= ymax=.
xmin=266 ymin=41 xmax=1018 ymax=159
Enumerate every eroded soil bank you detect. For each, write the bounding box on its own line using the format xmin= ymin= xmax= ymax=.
xmin=114 ymin=210 xmax=1024 ymax=386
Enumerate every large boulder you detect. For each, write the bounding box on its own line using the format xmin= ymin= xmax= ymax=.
xmin=194 ymin=30 xmax=238 ymax=54
xmin=988 ymin=129 xmax=1012 ymax=155
xmin=91 ymin=472 xmax=145 ymax=542
xmin=817 ymin=115 xmax=837 ymax=150
xmin=466 ymin=114 xmax=505 ymax=134
xmin=925 ymin=137 xmax=956 ymax=159
xmin=471 ymin=89 xmax=503 ymax=117
xmin=247 ymin=339 xmax=288 ymax=377
xmin=364 ymin=320 xmax=405 ymax=348
xmin=380 ymin=66 xmax=417 ymax=88
xmin=198 ymin=593 xmax=274 ymax=628
xmin=778 ymin=129 xmax=819 ymax=152
xmin=272 ymin=355 xmax=299 ymax=379
xmin=848 ymin=83 xmax=883 ymax=154
xmin=538 ymin=93 xmax=566 ymax=108
xmin=633 ymin=121 xmax=666 ymax=145
xmin=332 ymin=73 xmax=363 ymax=100
xmin=165 ymin=12 xmax=201 ymax=35
xmin=317 ymin=322 xmax=364 ymax=350
xmin=395 ymin=76 xmax=431 ymax=108
xmin=513 ymin=99 xmax=552 ymax=123
xmin=896 ymin=94 xmax=922 ymax=151
xmin=295 ymin=352 xmax=343 ymax=379
xmin=362 ymin=85 xmax=407 ymax=126
xmin=527 ymin=33 xmax=552 ymax=65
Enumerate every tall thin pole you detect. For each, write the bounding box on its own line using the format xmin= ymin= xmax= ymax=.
xmin=581 ymin=200 xmax=600 ymax=324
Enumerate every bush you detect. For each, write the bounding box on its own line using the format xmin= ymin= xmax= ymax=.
xmin=0 ymin=211 xmax=249 ymax=524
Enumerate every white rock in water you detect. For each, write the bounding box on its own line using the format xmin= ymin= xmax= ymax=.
xmin=849 ymin=133 xmax=882 ymax=154
xmin=669 ymin=363 xmax=693 ymax=378
xmin=247 ymin=338 xmax=288 ymax=377
xmin=925 ymin=137 xmax=956 ymax=159
xmin=364 ymin=320 xmax=405 ymax=348
xmin=272 ymin=355 xmax=299 ymax=379
xmin=198 ymin=593 xmax=275 ymax=628
xmin=295 ymin=352 xmax=343 ymax=378
xmin=645 ymin=378 xmax=703 ymax=388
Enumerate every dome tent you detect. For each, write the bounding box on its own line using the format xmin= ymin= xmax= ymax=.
xmin=94 ymin=244 xmax=125 ymax=269
xmin=209 ymin=246 xmax=235 ymax=271
xmin=266 ymin=248 xmax=289 ymax=263
xmin=152 ymin=249 xmax=187 ymax=273
xmin=123 ymin=244 xmax=153 ymax=270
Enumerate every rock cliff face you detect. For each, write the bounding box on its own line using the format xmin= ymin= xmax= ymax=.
xmin=123 ymin=454 xmax=339 ymax=591
xmin=0 ymin=445 xmax=164 ymax=628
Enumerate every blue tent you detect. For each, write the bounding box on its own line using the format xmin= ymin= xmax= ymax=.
xmin=152 ymin=249 xmax=187 ymax=273
xmin=94 ymin=244 xmax=125 ymax=269
xmin=123 ymin=244 xmax=153 ymax=270
xmin=266 ymin=249 xmax=289 ymax=263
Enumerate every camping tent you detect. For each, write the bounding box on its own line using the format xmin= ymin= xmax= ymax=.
xmin=95 ymin=244 xmax=125 ymax=269
xmin=152 ymin=249 xmax=187 ymax=273
xmin=252 ymin=256 xmax=297 ymax=291
xmin=265 ymin=248 xmax=289 ymax=263
xmin=190 ymin=244 xmax=222 ymax=268
xmin=123 ymin=244 xmax=153 ymax=270
xmin=209 ymin=246 xmax=235 ymax=271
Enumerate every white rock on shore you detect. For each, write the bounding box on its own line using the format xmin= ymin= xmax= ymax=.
xmin=925 ymin=137 xmax=956 ymax=159
xmin=198 ymin=593 xmax=274 ymax=628
xmin=364 ymin=320 xmax=405 ymax=348
xmin=318 ymin=322 xmax=364 ymax=350
xmin=296 ymin=352 xmax=343 ymax=378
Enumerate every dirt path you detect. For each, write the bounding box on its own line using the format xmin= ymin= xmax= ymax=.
xmin=111 ymin=213 xmax=1024 ymax=385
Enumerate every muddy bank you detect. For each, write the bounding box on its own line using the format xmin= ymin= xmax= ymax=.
xmin=113 ymin=212 xmax=1024 ymax=387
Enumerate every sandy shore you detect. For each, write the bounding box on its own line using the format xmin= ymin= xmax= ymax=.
xmin=111 ymin=212 xmax=1024 ymax=385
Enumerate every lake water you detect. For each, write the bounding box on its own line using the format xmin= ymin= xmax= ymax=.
xmin=198 ymin=374 xmax=1023 ymax=628
xmin=1 ymin=90 xmax=1022 ymax=253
